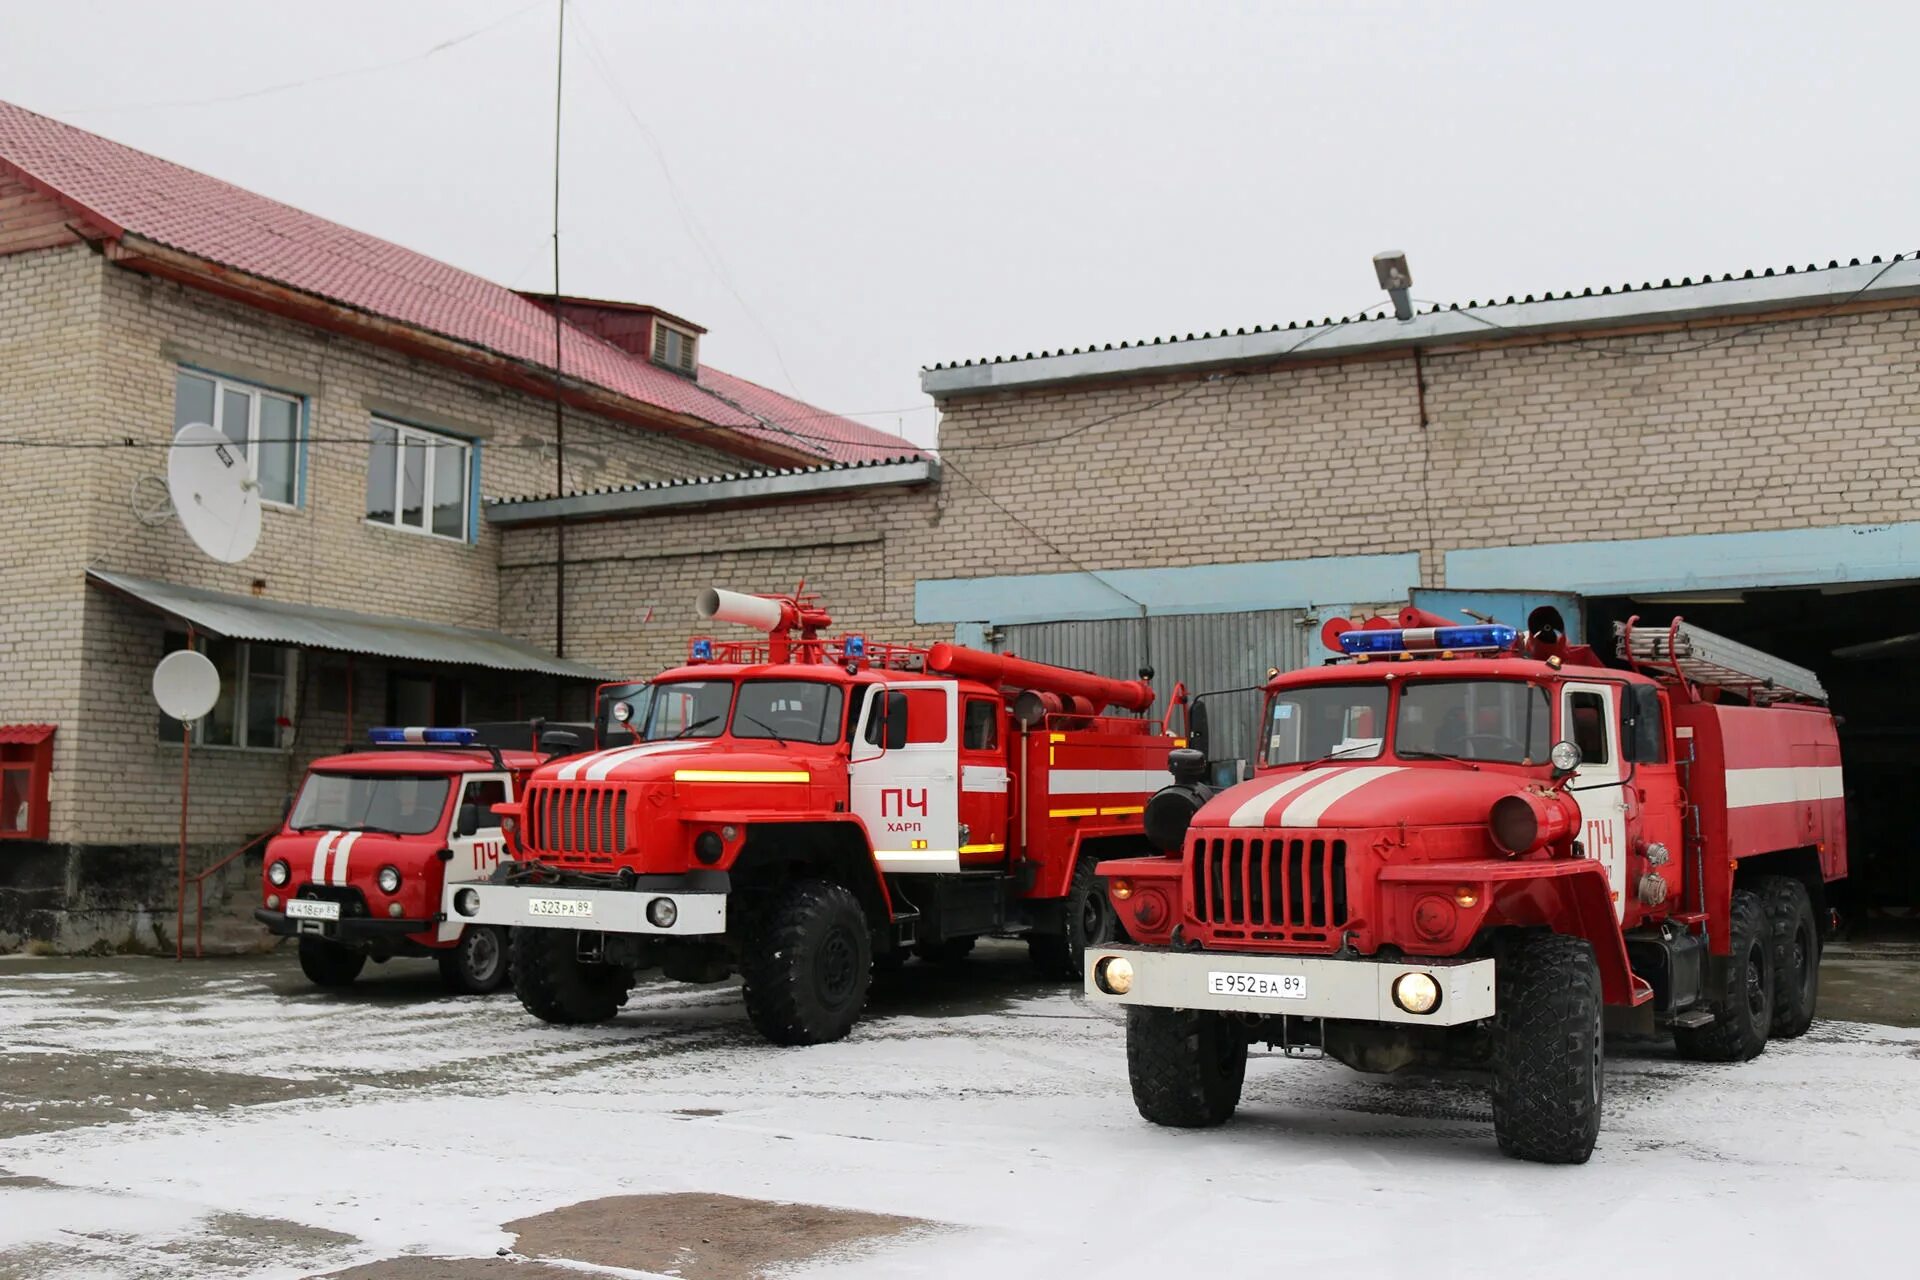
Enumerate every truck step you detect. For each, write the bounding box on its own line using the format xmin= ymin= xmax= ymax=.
xmin=1667 ymin=1008 xmax=1717 ymax=1029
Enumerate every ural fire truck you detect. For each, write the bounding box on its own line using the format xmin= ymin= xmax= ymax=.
xmin=1085 ymin=607 xmax=1844 ymax=1163
xmin=257 ymin=729 xmax=551 ymax=993
xmin=449 ymin=587 xmax=1181 ymax=1045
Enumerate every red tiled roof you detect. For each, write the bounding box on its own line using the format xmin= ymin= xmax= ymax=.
xmin=0 ymin=725 xmax=55 ymax=745
xmin=697 ymin=366 xmax=926 ymax=461
xmin=0 ymin=100 xmax=917 ymax=463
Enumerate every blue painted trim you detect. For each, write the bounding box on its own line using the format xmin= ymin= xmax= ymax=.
xmin=951 ymin=622 xmax=990 ymax=648
xmin=915 ymin=553 xmax=1420 ymax=624
xmin=468 ymin=440 xmax=483 ymax=545
xmin=296 ymin=396 xmax=312 ymax=510
xmin=1446 ymin=522 xmax=1920 ymax=595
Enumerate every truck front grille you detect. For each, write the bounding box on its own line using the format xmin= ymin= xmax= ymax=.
xmin=524 ymin=785 xmax=629 ymax=863
xmin=1191 ymin=835 xmax=1348 ymax=933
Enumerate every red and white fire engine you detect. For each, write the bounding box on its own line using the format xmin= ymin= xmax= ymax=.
xmin=1085 ymin=606 xmax=1845 ymax=1163
xmin=449 ymin=587 xmax=1180 ymax=1045
xmin=257 ymin=729 xmax=555 ymax=993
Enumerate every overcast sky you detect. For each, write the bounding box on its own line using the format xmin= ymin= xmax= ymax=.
xmin=5 ymin=1 xmax=1916 ymax=449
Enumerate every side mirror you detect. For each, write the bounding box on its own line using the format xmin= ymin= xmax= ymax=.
xmin=456 ymin=803 xmax=482 ymax=837
xmin=1549 ymin=740 xmax=1583 ymax=778
xmin=1187 ymin=698 xmax=1211 ymax=759
xmin=883 ymin=691 xmax=909 ymax=750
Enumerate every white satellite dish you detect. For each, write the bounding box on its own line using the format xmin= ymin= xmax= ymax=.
xmin=167 ymin=423 xmax=261 ymax=564
xmin=153 ymin=648 xmax=221 ymax=722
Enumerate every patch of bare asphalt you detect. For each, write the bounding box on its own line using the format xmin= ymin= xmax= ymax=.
xmin=0 ymin=1050 xmax=344 ymax=1139
xmin=0 ymin=1206 xmax=357 ymax=1280
xmin=322 ymin=1193 xmax=939 ymax=1280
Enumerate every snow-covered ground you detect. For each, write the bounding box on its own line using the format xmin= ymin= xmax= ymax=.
xmin=1 ymin=946 xmax=1916 ymax=1278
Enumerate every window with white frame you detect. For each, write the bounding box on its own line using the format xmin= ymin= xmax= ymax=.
xmin=156 ymin=631 xmax=294 ymax=750
xmin=366 ymin=419 xmax=470 ymax=541
xmin=173 ymin=370 xmax=302 ymax=507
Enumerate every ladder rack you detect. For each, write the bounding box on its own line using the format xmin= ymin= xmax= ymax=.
xmin=1616 ymin=618 xmax=1826 ymax=704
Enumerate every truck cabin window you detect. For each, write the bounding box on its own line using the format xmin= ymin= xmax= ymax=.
xmin=290 ymin=774 xmax=452 ymax=835
xmin=638 ymin=681 xmax=732 ymax=741
xmin=1397 ymin=680 xmax=1551 ymax=764
xmin=732 ymin=680 xmax=845 ymax=744
xmin=1263 ymin=686 xmax=1389 ymax=765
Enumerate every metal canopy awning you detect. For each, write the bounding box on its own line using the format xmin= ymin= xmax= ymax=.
xmin=88 ymin=570 xmax=614 ymax=681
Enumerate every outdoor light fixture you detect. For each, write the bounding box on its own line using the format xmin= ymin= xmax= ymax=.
xmin=1373 ymin=250 xmax=1414 ymax=321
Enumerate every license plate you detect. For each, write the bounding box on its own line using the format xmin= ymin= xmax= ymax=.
xmin=1208 ymin=970 xmax=1307 ymax=999
xmin=527 ymin=898 xmax=593 ymax=918
xmin=285 ymin=899 xmax=340 ymax=921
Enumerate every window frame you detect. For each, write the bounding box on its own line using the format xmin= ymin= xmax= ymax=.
xmin=651 ymin=321 xmax=699 ymax=375
xmin=173 ymin=367 xmax=305 ymax=510
xmin=0 ymin=727 xmax=54 ymax=842
xmin=365 ymin=417 xmax=473 ymax=543
xmin=156 ymin=632 xmax=295 ymax=752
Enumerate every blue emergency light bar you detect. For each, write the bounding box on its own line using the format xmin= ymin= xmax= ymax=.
xmin=691 ymin=639 xmax=713 ymax=660
xmin=1338 ymin=624 xmax=1518 ymax=655
xmin=842 ymin=634 xmax=866 ymax=659
xmin=368 ymin=726 xmax=477 ymax=745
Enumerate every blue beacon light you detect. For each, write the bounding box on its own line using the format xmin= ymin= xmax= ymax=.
xmin=1337 ymin=624 xmax=1517 ymax=655
xmin=691 ymin=639 xmax=714 ymax=660
xmin=842 ymin=634 xmax=866 ymax=659
xmin=369 ymin=727 xmax=477 ymax=745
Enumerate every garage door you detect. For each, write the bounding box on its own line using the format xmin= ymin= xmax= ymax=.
xmin=992 ymin=610 xmax=1311 ymax=768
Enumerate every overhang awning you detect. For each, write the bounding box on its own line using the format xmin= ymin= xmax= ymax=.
xmin=87 ymin=570 xmax=614 ymax=681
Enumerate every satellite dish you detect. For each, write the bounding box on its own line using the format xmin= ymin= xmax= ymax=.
xmin=167 ymin=423 xmax=260 ymax=563
xmin=153 ymin=649 xmax=220 ymax=722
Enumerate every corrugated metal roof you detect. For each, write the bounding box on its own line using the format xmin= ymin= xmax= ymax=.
xmin=88 ymin=570 xmax=613 ymax=680
xmin=922 ymin=251 xmax=1920 ymax=397
xmin=0 ymin=724 xmax=55 ymax=745
xmin=488 ymin=453 xmax=933 ymax=519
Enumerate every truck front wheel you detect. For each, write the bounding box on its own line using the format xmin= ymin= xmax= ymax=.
xmin=741 ymin=880 xmax=872 ymax=1046
xmin=1674 ymin=888 xmax=1773 ymax=1062
xmin=1491 ymin=932 xmax=1603 ymax=1164
xmin=438 ymin=925 xmax=511 ymax=995
xmin=297 ymin=937 xmax=366 ymax=987
xmin=1029 ymin=855 xmax=1124 ymax=980
xmin=510 ymin=927 xmax=628 ymax=1024
xmin=1126 ymin=1006 xmax=1247 ymax=1128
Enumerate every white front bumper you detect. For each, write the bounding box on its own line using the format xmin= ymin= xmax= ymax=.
xmin=444 ymin=882 xmax=727 ymax=936
xmin=1084 ymin=945 xmax=1496 ymax=1027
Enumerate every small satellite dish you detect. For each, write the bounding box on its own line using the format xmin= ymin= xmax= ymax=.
xmin=167 ymin=423 xmax=260 ymax=563
xmin=153 ymin=649 xmax=220 ymax=722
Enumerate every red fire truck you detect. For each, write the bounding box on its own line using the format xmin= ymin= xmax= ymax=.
xmin=1085 ymin=607 xmax=1844 ymax=1163
xmin=256 ymin=729 xmax=555 ymax=993
xmin=448 ymin=587 xmax=1180 ymax=1045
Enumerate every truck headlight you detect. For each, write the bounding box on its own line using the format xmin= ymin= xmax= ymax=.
xmin=267 ymin=859 xmax=290 ymax=887
xmin=647 ymin=897 xmax=678 ymax=928
xmin=453 ymin=888 xmax=481 ymax=917
xmin=1094 ymin=955 xmax=1134 ymax=995
xmin=377 ymin=865 xmax=402 ymax=895
xmin=1392 ymin=971 xmax=1441 ymax=1015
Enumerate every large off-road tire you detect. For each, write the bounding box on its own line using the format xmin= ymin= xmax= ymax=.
xmin=509 ymin=927 xmax=628 ymax=1025
xmin=297 ymin=936 xmax=366 ymax=987
xmin=740 ymin=880 xmax=872 ymax=1046
xmin=915 ymin=936 xmax=976 ymax=964
xmin=1759 ymin=875 xmax=1819 ymax=1038
xmin=1028 ymin=855 xmax=1126 ymax=980
xmin=1126 ymin=1006 xmax=1247 ymax=1128
xmin=1674 ymin=888 xmax=1773 ymax=1062
xmin=1490 ymin=932 xmax=1603 ymax=1164
xmin=438 ymin=925 xmax=511 ymax=995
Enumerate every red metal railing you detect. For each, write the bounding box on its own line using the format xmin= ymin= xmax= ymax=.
xmin=184 ymin=830 xmax=272 ymax=959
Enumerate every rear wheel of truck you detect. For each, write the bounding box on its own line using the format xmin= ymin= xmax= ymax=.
xmin=1491 ymin=932 xmax=1603 ymax=1165
xmin=1758 ymin=875 xmax=1819 ymax=1039
xmin=1029 ymin=855 xmax=1124 ymax=980
xmin=510 ymin=927 xmax=628 ymax=1025
xmin=297 ymin=937 xmax=366 ymax=987
xmin=438 ymin=925 xmax=511 ymax=995
xmin=1126 ymin=1006 xmax=1247 ymax=1128
xmin=741 ymin=880 xmax=872 ymax=1046
xmin=1674 ymin=888 xmax=1774 ymax=1062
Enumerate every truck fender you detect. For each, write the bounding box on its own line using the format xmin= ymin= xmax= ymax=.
xmin=1486 ymin=862 xmax=1640 ymax=1007
xmin=730 ymin=820 xmax=895 ymax=925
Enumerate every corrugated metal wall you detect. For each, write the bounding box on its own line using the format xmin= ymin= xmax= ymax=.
xmin=993 ymin=609 xmax=1310 ymax=766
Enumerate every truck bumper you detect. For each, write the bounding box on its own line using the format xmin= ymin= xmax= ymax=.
xmin=255 ymin=909 xmax=435 ymax=943
xmin=1083 ymin=944 xmax=1497 ymax=1027
xmin=443 ymin=881 xmax=727 ymax=936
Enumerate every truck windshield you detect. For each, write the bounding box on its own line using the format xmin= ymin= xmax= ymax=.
xmin=1262 ymin=686 xmax=1390 ymax=766
xmin=289 ymin=774 xmax=451 ymax=835
xmin=1396 ymin=680 xmax=1550 ymax=764
xmin=637 ymin=680 xmax=733 ymax=741
xmin=732 ymin=680 xmax=845 ymax=745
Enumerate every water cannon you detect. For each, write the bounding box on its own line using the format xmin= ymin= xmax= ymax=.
xmin=696 ymin=586 xmax=833 ymax=663
xmin=925 ymin=643 xmax=1155 ymax=715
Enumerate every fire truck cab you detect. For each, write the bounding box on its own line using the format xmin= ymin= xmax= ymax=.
xmin=256 ymin=728 xmax=545 ymax=993
xmin=450 ymin=587 xmax=1180 ymax=1045
xmin=1086 ymin=608 xmax=1844 ymax=1163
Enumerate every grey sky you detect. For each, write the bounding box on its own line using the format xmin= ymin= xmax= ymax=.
xmin=5 ymin=1 xmax=1915 ymax=450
